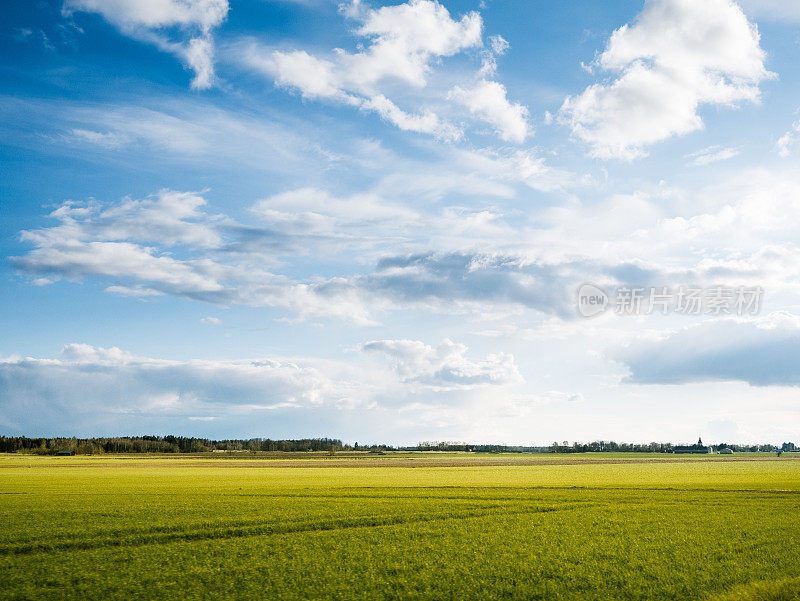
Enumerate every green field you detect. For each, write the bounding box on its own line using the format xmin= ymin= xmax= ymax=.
xmin=1 ymin=453 xmax=799 ymax=600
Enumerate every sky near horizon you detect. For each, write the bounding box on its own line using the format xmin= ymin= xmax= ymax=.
xmin=2 ymin=0 xmax=800 ymax=446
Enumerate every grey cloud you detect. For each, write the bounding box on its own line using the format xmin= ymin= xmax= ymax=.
xmin=363 ymin=252 xmax=587 ymax=318
xmin=619 ymin=313 xmax=800 ymax=386
xmin=0 ymin=344 xmax=363 ymax=435
xmin=13 ymin=189 xmax=778 ymax=323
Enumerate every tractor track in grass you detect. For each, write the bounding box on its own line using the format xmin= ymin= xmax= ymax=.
xmin=0 ymin=504 xmax=589 ymax=556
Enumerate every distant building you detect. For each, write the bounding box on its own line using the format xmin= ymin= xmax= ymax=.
xmin=55 ymin=450 xmax=75 ymax=456
xmin=672 ymin=437 xmax=713 ymax=454
xmin=718 ymin=448 xmax=734 ymax=454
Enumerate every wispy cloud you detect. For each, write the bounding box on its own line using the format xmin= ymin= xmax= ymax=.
xmin=777 ymin=118 xmax=800 ymax=157
xmin=685 ymin=146 xmax=740 ymax=166
xmin=63 ymin=0 xmax=229 ymax=89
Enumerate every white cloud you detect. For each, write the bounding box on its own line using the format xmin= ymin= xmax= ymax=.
xmin=488 ymin=35 xmax=509 ymax=56
xmin=15 ymin=181 xmax=780 ymax=325
xmin=445 ymin=147 xmax=569 ymax=193
xmin=0 ymin=344 xmax=368 ymax=433
xmin=106 ymin=285 xmax=164 ymax=297
xmin=200 ymin=316 xmax=222 ymax=325
xmin=559 ymin=0 xmax=772 ymax=159
xmin=184 ymin=35 xmax=216 ymax=89
xmin=363 ymin=338 xmax=521 ymax=390
xmin=359 ymin=94 xmax=461 ymax=140
xmin=47 ymin=100 xmax=344 ymax=175
xmin=32 ymin=189 xmax=223 ymax=249
xmin=343 ymin=0 xmax=483 ymax=89
xmin=249 ymin=0 xmax=482 ymax=95
xmin=11 ymin=190 xmax=380 ymax=323
xmin=514 ymin=390 xmax=584 ymax=404
xmin=478 ymin=34 xmax=509 ymax=77
xmin=545 ymin=391 xmax=584 ymax=403
xmin=268 ymin=50 xmax=350 ymax=101
xmin=70 ymin=128 xmax=128 ymax=149
xmin=0 ymin=342 xmax=528 ymax=436
xmin=777 ymin=119 xmax=800 ymax=157
xmin=654 ymin=170 xmax=800 ymax=255
xmin=64 ymin=0 xmax=229 ymax=89
xmin=250 ymin=186 xmax=419 ymax=239
xmin=64 ymin=0 xmax=228 ymax=29
xmin=449 ymin=80 xmax=529 ymax=143
xmin=685 ymin=145 xmax=740 ymax=166
xmin=19 ymin=165 xmax=800 ymax=326
xmin=61 ymin=343 xmax=137 ymax=364
xmin=237 ymin=0 xmax=527 ymax=142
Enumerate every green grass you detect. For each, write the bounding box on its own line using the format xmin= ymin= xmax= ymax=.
xmin=1 ymin=454 xmax=798 ymax=600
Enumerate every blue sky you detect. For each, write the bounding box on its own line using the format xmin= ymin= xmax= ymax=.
xmin=2 ymin=0 xmax=800 ymax=445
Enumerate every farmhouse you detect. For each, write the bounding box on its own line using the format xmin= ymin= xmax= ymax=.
xmin=672 ymin=438 xmax=713 ymax=454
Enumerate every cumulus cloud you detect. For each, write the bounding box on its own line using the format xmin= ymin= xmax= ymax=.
xmin=238 ymin=0 xmax=527 ymax=142
xmin=0 ymin=344 xmax=366 ymax=433
xmin=559 ymin=0 xmax=772 ymax=159
xmin=449 ymin=80 xmax=529 ymax=143
xmin=363 ymin=338 xmax=521 ymax=390
xmin=0 ymin=342 xmax=524 ymax=434
xmin=64 ymin=0 xmax=229 ymax=89
xmin=619 ymin=312 xmax=800 ymax=386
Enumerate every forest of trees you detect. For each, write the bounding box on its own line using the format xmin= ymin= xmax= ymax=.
xmin=0 ymin=436 xmax=792 ymax=455
xmin=0 ymin=436 xmax=349 ymax=454
xmin=411 ymin=440 xmax=788 ymax=453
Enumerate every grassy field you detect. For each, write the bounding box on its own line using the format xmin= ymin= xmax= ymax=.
xmin=1 ymin=453 xmax=799 ymax=600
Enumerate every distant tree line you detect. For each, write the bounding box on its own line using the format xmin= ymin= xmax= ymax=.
xmin=0 ymin=436 xmax=346 ymax=454
xmin=0 ymin=436 xmax=795 ymax=455
xmin=414 ymin=441 xmax=513 ymax=453
xmin=549 ymin=441 xmax=787 ymax=453
xmin=411 ymin=440 xmax=794 ymax=453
